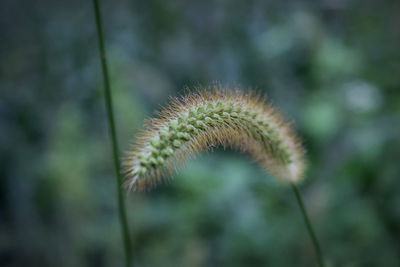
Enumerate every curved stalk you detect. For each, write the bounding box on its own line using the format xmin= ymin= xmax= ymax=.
xmin=92 ymin=0 xmax=132 ymax=266
xmin=291 ymin=182 xmax=325 ymax=267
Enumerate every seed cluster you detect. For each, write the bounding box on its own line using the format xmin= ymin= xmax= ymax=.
xmin=124 ymin=87 xmax=305 ymax=191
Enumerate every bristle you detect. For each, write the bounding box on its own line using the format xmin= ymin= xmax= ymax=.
xmin=123 ymin=85 xmax=306 ymax=192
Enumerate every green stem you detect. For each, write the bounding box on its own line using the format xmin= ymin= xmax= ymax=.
xmin=290 ymin=182 xmax=324 ymax=267
xmin=92 ymin=0 xmax=132 ymax=266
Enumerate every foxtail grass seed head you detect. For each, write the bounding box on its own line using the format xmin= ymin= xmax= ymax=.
xmin=123 ymin=86 xmax=305 ymax=191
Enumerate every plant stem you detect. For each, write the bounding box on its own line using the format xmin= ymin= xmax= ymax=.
xmin=290 ymin=182 xmax=324 ymax=267
xmin=92 ymin=0 xmax=132 ymax=266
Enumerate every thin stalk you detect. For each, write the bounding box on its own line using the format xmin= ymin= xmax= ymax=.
xmin=290 ymin=182 xmax=324 ymax=267
xmin=92 ymin=0 xmax=132 ymax=266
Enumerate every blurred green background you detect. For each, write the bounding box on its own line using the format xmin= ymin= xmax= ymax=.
xmin=1 ymin=0 xmax=400 ymax=266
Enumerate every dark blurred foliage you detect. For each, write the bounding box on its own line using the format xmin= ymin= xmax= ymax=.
xmin=1 ymin=0 xmax=400 ymax=266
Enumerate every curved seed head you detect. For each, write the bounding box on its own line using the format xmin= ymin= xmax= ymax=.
xmin=123 ymin=86 xmax=305 ymax=192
